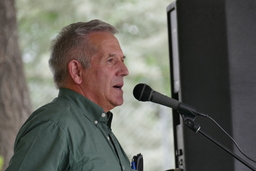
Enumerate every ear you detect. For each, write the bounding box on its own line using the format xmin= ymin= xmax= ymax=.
xmin=68 ymin=60 xmax=83 ymax=84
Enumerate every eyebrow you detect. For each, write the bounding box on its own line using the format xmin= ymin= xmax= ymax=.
xmin=109 ymin=54 xmax=126 ymax=59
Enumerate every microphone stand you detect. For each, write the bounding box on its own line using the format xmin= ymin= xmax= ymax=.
xmin=183 ymin=117 xmax=256 ymax=171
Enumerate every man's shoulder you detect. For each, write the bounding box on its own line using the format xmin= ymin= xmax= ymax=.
xmin=15 ymin=98 xmax=92 ymax=143
xmin=36 ymin=99 xmax=84 ymax=122
xmin=22 ymin=98 xmax=84 ymax=130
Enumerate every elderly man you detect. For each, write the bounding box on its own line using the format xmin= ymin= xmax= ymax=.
xmin=6 ymin=19 xmax=134 ymax=171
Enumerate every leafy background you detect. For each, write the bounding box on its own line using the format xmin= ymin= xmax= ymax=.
xmin=16 ymin=0 xmax=175 ymax=170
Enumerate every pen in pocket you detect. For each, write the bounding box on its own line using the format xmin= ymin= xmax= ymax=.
xmin=131 ymin=153 xmax=143 ymax=171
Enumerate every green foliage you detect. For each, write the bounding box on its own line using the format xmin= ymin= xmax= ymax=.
xmin=0 ymin=156 xmax=3 ymax=171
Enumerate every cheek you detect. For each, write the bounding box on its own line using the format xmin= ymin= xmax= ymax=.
xmin=88 ymin=74 xmax=108 ymax=95
xmin=88 ymin=66 xmax=115 ymax=91
xmin=96 ymin=68 xmax=113 ymax=82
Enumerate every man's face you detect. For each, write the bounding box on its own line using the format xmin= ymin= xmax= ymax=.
xmin=80 ymin=31 xmax=129 ymax=112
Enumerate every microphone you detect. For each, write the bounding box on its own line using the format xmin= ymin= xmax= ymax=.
xmin=133 ymin=83 xmax=207 ymax=119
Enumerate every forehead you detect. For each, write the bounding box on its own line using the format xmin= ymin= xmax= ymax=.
xmin=87 ymin=31 xmax=124 ymax=58
xmin=87 ymin=31 xmax=119 ymax=46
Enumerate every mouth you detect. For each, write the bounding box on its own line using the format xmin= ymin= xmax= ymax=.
xmin=113 ymin=84 xmax=123 ymax=90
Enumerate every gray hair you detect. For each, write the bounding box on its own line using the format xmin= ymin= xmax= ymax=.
xmin=49 ymin=19 xmax=118 ymax=88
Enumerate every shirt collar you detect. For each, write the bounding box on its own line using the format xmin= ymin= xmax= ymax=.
xmin=106 ymin=111 xmax=113 ymax=128
xmin=58 ymin=88 xmax=113 ymax=128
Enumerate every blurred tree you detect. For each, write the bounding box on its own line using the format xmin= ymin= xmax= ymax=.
xmin=0 ymin=0 xmax=31 ymax=170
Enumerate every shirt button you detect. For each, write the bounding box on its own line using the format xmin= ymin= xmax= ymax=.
xmin=123 ymin=165 xmax=125 ymax=170
xmin=107 ymin=136 xmax=110 ymax=141
xmin=94 ymin=120 xmax=98 ymax=125
xmin=101 ymin=113 xmax=106 ymax=117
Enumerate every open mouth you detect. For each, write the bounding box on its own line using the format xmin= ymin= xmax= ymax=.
xmin=113 ymin=84 xmax=123 ymax=90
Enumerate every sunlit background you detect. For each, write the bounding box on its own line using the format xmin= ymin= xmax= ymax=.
xmin=16 ymin=0 xmax=175 ymax=170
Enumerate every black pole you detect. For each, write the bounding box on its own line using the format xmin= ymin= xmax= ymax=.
xmin=198 ymin=129 xmax=256 ymax=171
xmin=184 ymin=118 xmax=256 ymax=171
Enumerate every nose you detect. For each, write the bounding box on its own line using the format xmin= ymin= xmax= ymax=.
xmin=117 ymin=61 xmax=129 ymax=77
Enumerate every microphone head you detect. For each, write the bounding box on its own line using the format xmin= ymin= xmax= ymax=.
xmin=133 ymin=83 xmax=153 ymax=101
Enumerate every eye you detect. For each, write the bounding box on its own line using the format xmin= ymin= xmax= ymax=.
xmin=107 ymin=56 xmax=117 ymax=63
xmin=107 ymin=58 xmax=114 ymax=63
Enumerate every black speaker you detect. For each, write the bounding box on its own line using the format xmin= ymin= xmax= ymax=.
xmin=167 ymin=0 xmax=256 ymax=170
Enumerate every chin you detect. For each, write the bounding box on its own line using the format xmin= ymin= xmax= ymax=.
xmin=115 ymin=101 xmax=124 ymax=107
xmin=114 ymin=98 xmax=124 ymax=107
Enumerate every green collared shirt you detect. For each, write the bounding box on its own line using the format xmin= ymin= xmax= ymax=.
xmin=6 ymin=88 xmax=135 ymax=171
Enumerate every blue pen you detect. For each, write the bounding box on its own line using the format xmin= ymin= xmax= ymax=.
xmin=131 ymin=160 xmax=136 ymax=169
